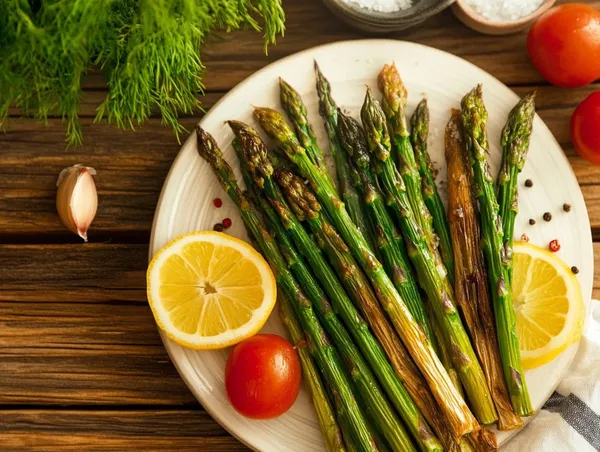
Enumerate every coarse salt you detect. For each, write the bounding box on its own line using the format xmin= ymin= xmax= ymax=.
xmin=462 ymin=0 xmax=545 ymax=23
xmin=343 ymin=0 xmax=412 ymax=13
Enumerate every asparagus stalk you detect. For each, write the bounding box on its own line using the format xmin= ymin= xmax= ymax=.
xmin=315 ymin=62 xmax=376 ymax=253
xmin=254 ymin=106 xmax=478 ymax=440
xmin=275 ymin=167 xmax=474 ymax=452
xmin=196 ymin=126 xmax=377 ymax=450
xmin=428 ymin=305 xmax=464 ymax=398
xmin=231 ymin=120 xmax=438 ymax=452
xmin=446 ymin=110 xmax=523 ymax=431
xmin=377 ymin=65 xmax=450 ymax=281
xmin=410 ymin=99 xmax=455 ymax=283
xmin=460 ymin=86 xmax=533 ymax=417
xmin=361 ymin=89 xmax=497 ymax=425
xmin=335 ymin=111 xmax=431 ymax=343
xmin=279 ymin=78 xmax=337 ymax=190
xmin=496 ymin=93 xmax=536 ymax=283
xmin=279 ymin=290 xmax=347 ymax=452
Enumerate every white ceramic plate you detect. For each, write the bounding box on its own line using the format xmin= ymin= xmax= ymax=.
xmin=149 ymin=40 xmax=593 ymax=451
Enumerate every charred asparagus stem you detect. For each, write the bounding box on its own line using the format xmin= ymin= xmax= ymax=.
xmin=428 ymin=308 xmax=464 ymax=398
xmin=254 ymin=106 xmax=478 ymax=440
xmin=275 ymin=167 xmax=473 ymax=452
xmin=279 ymin=290 xmax=347 ymax=452
xmin=279 ymin=78 xmax=338 ymax=190
xmin=230 ymin=120 xmax=436 ymax=452
xmin=496 ymin=93 xmax=536 ymax=283
xmin=410 ymin=99 xmax=455 ymax=284
xmin=335 ymin=111 xmax=431 ymax=343
xmin=460 ymin=86 xmax=534 ymax=417
xmin=446 ymin=110 xmax=523 ymax=431
xmin=315 ymin=62 xmax=376 ymax=253
xmin=361 ymin=89 xmax=497 ymax=425
xmin=196 ymin=126 xmax=377 ymax=450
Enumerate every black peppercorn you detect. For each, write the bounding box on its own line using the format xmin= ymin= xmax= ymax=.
xmin=571 ymin=266 xmax=579 ymax=275
xmin=213 ymin=223 xmax=225 ymax=232
xmin=563 ymin=203 xmax=572 ymax=212
xmin=543 ymin=212 xmax=552 ymax=222
xmin=529 ymin=219 xmax=536 ymax=225
xmin=525 ymin=179 xmax=533 ymax=187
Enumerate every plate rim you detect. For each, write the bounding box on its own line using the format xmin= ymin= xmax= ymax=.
xmin=148 ymin=38 xmax=594 ymax=451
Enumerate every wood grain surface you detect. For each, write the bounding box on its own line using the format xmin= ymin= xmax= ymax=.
xmin=1 ymin=0 xmax=598 ymax=450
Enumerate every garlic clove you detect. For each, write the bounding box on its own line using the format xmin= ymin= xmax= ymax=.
xmin=56 ymin=164 xmax=98 ymax=242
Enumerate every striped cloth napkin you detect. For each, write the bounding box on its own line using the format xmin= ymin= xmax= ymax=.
xmin=505 ymin=300 xmax=600 ymax=451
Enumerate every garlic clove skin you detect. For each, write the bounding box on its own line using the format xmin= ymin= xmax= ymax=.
xmin=56 ymin=164 xmax=98 ymax=242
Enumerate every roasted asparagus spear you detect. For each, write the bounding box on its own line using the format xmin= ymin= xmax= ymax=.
xmin=279 ymin=78 xmax=338 ymax=191
xmin=279 ymin=290 xmax=347 ymax=452
xmin=460 ymin=86 xmax=534 ymax=417
xmin=377 ymin=64 xmax=438 ymax=261
xmin=314 ymin=62 xmax=376 ymax=253
xmin=410 ymin=98 xmax=455 ymax=283
xmin=446 ymin=110 xmax=523 ymax=431
xmin=496 ymin=93 xmax=536 ymax=283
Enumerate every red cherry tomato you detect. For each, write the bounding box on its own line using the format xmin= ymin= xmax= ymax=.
xmin=527 ymin=4 xmax=600 ymax=88
xmin=225 ymin=334 xmax=301 ymax=419
xmin=571 ymin=91 xmax=600 ymax=165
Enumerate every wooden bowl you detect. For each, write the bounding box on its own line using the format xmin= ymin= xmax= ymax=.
xmin=322 ymin=0 xmax=456 ymax=33
xmin=451 ymin=0 xmax=556 ymax=35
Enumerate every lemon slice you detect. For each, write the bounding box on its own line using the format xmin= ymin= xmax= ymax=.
xmin=512 ymin=241 xmax=585 ymax=369
xmin=147 ymin=231 xmax=276 ymax=350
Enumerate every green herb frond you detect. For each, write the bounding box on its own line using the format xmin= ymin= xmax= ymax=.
xmin=0 ymin=0 xmax=285 ymax=145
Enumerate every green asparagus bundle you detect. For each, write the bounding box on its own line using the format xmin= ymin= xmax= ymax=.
xmin=196 ymin=126 xmax=377 ymax=450
xmin=261 ymin=191 xmax=415 ymax=452
xmin=334 ymin=110 xmax=431 ymax=344
xmin=314 ymin=62 xmax=376 ymax=253
xmin=460 ymin=86 xmax=533 ymax=417
xmin=361 ymin=89 xmax=497 ymax=425
xmin=446 ymin=110 xmax=523 ymax=432
xmin=229 ymin=120 xmax=435 ymax=451
xmin=279 ymin=78 xmax=338 ymax=191
xmin=496 ymin=93 xmax=536 ymax=283
xmin=279 ymin=290 xmax=347 ymax=452
xmin=410 ymin=99 xmax=455 ymax=284
xmin=275 ymin=166 xmax=478 ymax=452
xmin=253 ymin=106 xmax=478 ymax=439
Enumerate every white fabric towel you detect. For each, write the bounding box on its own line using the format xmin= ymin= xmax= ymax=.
xmin=504 ymin=300 xmax=600 ymax=451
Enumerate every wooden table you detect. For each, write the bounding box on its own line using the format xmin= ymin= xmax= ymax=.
xmin=2 ymin=0 xmax=599 ymax=449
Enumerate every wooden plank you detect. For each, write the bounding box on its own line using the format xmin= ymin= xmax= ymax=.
xmin=0 ymin=244 xmax=146 ymax=302
xmin=0 ymin=410 xmax=248 ymax=451
xmin=2 ymin=85 xmax=600 ymax=238
xmin=0 ymin=301 xmax=195 ymax=406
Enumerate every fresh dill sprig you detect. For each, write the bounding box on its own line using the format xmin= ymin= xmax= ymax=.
xmin=0 ymin=0 xmax=285 ymax=146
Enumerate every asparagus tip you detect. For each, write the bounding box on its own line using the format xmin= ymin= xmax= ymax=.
xmin=196 ymin=126 xmax=222 ymax=166
xmin=377 ymin=62 xmax=407 ymax=112
xmin=274 ymin=167 xmax=321 ymax=217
